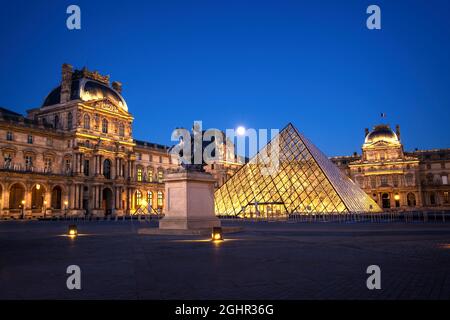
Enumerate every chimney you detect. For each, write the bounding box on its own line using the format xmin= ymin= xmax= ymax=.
xmin=365 ymin=128 xmax=369 ymax=137
xmin=396 ymin=124 xmax=401 ymax=140
xmin=60 ymin=63 xmax=73 ymax=104
xmin=112 ymin=81 xmax=122 ymax=93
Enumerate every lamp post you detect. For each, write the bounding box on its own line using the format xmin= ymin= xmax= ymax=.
xmin=43 ymin=200 xmax=47 ymax=219
xmin=64 ymin=200 xmax=68 ymax=219
xmin=21 ymin=200 xmax=25 ymax=219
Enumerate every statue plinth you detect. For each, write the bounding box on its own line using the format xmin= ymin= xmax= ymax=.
xmin=159 ymin=170 xmax=221 ymax=230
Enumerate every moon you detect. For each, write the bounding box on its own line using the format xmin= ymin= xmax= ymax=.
xmin=236 ymin=126 xmax=246 ymax=136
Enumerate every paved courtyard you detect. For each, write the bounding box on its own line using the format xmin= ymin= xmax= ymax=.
xmin=1 ymin=220 xmax=450 ymax=299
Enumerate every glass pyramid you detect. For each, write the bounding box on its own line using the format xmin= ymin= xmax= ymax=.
xmin=214 ymin=123 xmax=382 ymax=217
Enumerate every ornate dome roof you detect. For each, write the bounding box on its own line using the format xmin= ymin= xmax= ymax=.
xmin=364 ymin=124 xmax=399 ymax=144
xmin=42 ymin=68 xmax=128 ymax=111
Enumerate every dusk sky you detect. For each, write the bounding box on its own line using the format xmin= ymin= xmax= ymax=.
xmin=0 ymin=0 xmax=449 ymax=156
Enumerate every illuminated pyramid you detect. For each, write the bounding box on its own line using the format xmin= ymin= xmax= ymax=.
xmin=214 ymin=123 xmax=381 ymax=216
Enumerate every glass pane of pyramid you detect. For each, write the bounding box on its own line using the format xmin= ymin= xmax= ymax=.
xmin=214 ymin=123 xmax=381 ymax=217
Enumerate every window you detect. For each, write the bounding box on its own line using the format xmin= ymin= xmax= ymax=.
xmin=393 ymin=175 xmax=399 ymax=187
xmin=430 ymin=193 xmax=436 ymax=205
xmin=147 ymin=191 xmax=153 ymax=208
xmin=159 ymin=156 xmax=162 ymax=163
xmin=44 ymin=158 xmax=52 ymax=173
xmin=442 ymin=175 xmax=448 ymax=185
xmin=370 ymin=177 xmax=377 ymax=189
xmin=65 ymin=159 xmax=71 ymax=173
xmin=407 ymin=193 xmax=416 ymax=207
xmin=157 ymin=191 xmax=163 ymax=207
xmin=25 ymin=156 xmax=33 ymax=170
xmin=157 ymin=170 xmax=164 ymax=183
xmin=103 ymin=159 xmax=112 ymax=179
xmin=84 ymin=114 xmax=90 ymax=129
xmin=102 ymin=118 xmax=108 ymax=134
xmin=119 ymin=123 xmax=124 ymax=137
xmin=135 ymin=190 xmax=142 ymax=207
xmin=137 ymin=168 xmax=143 ymax=182
xmin=137 ymin=153 xmax=142 ymax=161
xmin=6 ymin=131 xmax=13 ymax=141
xmin=84 ymin=159 xmax=90 ymax=176
xmin=54 ymin=115 xmax=59 ymax=129
xmin=46 ymin=137 xmax=53 ymax=146
xmin=380 ymin=176 xmax=388 ymax=186
xmin=444 ymin=192 xmax=449 ymax=204
xmin=406 ymin=173 xmax=414 ymax=186
xmin=147 ymin=169 xmax=153 ymax=182
xmin=4 ymin=153 xmax=12 ymax=169
xmin=67 ymin=112 xmax=73 ymax=129
xmin=27 ymin=135 xmax=33 ymax=144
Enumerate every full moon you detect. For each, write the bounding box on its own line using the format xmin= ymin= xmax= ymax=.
xmin=236 ymin=126 xmax=246 ymax=136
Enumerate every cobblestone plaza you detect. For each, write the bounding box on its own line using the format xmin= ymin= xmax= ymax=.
xmin=1 ymin=220 xmax=449 ymax=300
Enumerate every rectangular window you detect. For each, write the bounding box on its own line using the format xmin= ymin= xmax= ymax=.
xmin=147 ymin=170 xmax=153 ymax=182
xmin=25 ymin=156 xmax=33 ymax=170
xmin=84 ymin=159 xmax=90 ymax=176
xmin=6 ymin=131 xmax=13 ymax=141
xmin=442 ymin=175 xmax=448 ymax=185
xmin=44 ymin=158 xmax=52 ymax=173
xmin=65 ymin=159 xmax=71 ymax=173
xmin=46 ymin=137 xmax=53 ymax=146
xmin=137 ymin=168 xmax=143 ymax=182
xmin=27 ymin=135 xmax=33 ymax=144
xmin=158 ymin=171 xmax=164 ymax=183
xmin=444 ymin=192 xmax=449 ymax=204
xmin=157 ymin=191 xmax=163 ymax=207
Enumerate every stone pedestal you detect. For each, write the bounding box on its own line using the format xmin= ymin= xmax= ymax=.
xmin=159 ymin=170 xmax=221 ymax=230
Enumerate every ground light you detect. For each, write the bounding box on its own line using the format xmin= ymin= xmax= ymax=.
xmin=211 ymin=227 xmax=224 ymax=241
xmin=68 ymin=225 xmax=78 ymax=237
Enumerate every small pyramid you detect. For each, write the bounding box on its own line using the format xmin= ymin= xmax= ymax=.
xmin=214 ymin=123 xmax=381 ymax=216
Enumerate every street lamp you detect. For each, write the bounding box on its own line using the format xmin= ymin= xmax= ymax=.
xmin=21 ymin=199 xmax=25 ymax=219
xmin=64 ymin=200 xmax=68 ymax=219
xmin=43 ymin=200 xmax=47 ymax=219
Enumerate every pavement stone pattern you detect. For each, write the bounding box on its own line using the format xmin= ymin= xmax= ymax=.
xmin=0 ymin=220 xmax=449 ymax=299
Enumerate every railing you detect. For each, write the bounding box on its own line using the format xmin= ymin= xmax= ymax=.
xmin=218 ymin=211 xmax=450 ymax=223
xmin=0 ymin=164 xmax=72 ymax=176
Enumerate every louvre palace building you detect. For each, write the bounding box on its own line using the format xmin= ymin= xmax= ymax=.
xmin=0 ymin=64 xmax=449 ymax=219
xmin=331 ymin=125 xmax=450 ymax=211
xmin=0 ymin=64 xmax=241 ymax=219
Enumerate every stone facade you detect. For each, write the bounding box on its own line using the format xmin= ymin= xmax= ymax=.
xmin=0 ymin=64 xmax=241 ymax=219
xmin=331 ymin=124 xmax=450 ymax=211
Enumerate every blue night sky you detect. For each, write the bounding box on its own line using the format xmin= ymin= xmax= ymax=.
xmin=0 ymin=0 xmax=449 ymax=156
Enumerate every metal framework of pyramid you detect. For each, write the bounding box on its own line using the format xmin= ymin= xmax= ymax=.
xmin=214 ymin=123 xmax=381 ymax=216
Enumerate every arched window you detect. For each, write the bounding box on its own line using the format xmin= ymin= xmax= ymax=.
xmin=103 ymin=159 xmax=112 ymax=179
xmin=51 ymin=186 xmax=62 ymax=209
xmin=84 ymin=114 xmax=90 ymax=129
xmin=157 ymin=191 xmax=163 ymax=207
xmin=102 ymin=118 xmax=108 ymax=134
xmin=54 ymin=115 xmax=59 ymax=129
xmin=119 ymin=123 xmax=125 ymax=137
xmin=67 ymin=112 xmax=73 ymax=129
xmin=31 ymin=184 xmax=45 ymax=210
xmin=137 ymin=167 xmax=143 ymax=182
xmin=135 ymin=190 xmax=142 ymax=207
xmin=9 ymin=183 xmax=25 ymax=209
xmin=407 ymin=193 xmax=416 ymax=207
xmin=147 ymin=191 xmax=153 ymax=208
